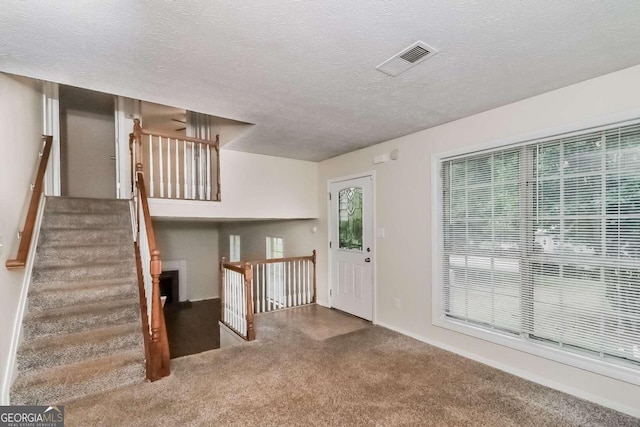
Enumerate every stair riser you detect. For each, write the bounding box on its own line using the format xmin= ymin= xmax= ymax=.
xmin=23 ymin=305 xmax=140 ymax=341
xmin=46 ymin=198 xmax=131 ymax=214
xmin=38 ymin=228 xmax=132 ymax=247
xmin=17 ymin=330 xmax=143 ymax=374
xmin=35 ymin=245 xmax=133 ymax=267
xmin=32 ymin=263 xmax=136 ymax=286
xmin=42 ymin=213 xmax=131 ymax=230
xmin=11 ymin=358 xmax=145 ymax=405
xmin=29 ymin=283 xmax=138 ymax=312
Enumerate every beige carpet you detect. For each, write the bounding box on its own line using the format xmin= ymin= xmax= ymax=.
xmin=64 ymin=305 xmax=637 ymax=426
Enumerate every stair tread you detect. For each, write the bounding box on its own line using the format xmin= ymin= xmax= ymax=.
xmin=21 ymin=322 xmax=141 ymax=351
xmin=30 ymin=276 xmax=137 ymax=291
xmin=18 ymin=323 xmax=143 ymax=374
xmin=34 ymin=260 xmax=135 ymax=270
xmin=28 ymin=280 xmax=138 ymax=312
xmin=25 ymin=297 xmax=140 ymax=321
xmin=11 ymin=349 xmax=145 ymax=405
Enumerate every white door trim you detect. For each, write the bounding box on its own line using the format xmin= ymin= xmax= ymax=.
xmin=327 ymin=170 xmax=376 ymax=323
xmin=42 ymin=81 xmax=61 ymax=196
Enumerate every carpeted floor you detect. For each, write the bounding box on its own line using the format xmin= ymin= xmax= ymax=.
xmin=64 ymin=305 xmax=638 ymax=426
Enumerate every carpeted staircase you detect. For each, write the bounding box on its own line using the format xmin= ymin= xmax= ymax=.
xmin=11 ymin=197 xmax=146 ymax=405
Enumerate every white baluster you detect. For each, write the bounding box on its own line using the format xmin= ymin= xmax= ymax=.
xmin=158 ymin=136 xmax=164 ymax=198
xmin=183 ymin=140 xmax=188 ymax=199
xmin=167 ymin=138 xmax=172 ymax=198
xmin=191 ymin=142 xmax=196 ymax=199
xmin=175 ymin=139 xmax=179 ymax=199
xmin=149 ymin=135 xmax=154 ymax=197
xmin=206 ymin=145 xmax=211 ymax=200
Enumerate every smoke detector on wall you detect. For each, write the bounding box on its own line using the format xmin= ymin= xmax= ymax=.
xmin=376 ymin=41 xmax=438 ymax=77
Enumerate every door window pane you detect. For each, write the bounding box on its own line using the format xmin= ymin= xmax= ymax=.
xmin=339 ymin=187 xmax=363 ymax=250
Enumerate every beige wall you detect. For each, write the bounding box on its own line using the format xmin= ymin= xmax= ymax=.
xmin=149 ymin=150 xmax=318 ymax=220
xmin=218 ymin=220 xmax=317 ymax=262
xmin=0 ymin=74 xmax=43 ymax=403
xmin=154 ymin=221 xmax=220 ymax=301
xmin=315 ymin=64 xmax=640 ymax=416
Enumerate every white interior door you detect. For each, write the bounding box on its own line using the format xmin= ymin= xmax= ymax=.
xmin=330 ymin=175 xmax=374 ymax=321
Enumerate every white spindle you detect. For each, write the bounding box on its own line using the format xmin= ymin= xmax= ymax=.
xmin=206 ymin=145 xmax=211 ymax=200
xmin=167 ymin=138 xmax=172 ymax=198
xmin=175 ymin=139 xmax=179 ymax=199
xmin=282 ymin=262 xmax=294 ymax=307
xmin=183 ymin=140 xmax=188 ymax=198
xmin=149 ymin=135 xmax=154 ymax=197
xmin=191 ymin=142 xmax=196 ymax=199
xmin=158 ymin=136 xmax=164 ymax=198
xmin=198 ymin=143 xmax=204 ymax=200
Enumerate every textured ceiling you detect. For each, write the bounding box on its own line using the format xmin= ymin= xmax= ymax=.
xmin=2 ymin=1 xmax=640 ymax=161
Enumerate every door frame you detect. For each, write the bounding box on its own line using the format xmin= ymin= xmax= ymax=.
xmin=327 ymin=171 xmax=377 ymax=323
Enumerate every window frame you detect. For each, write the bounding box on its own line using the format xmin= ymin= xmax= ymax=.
xmin=431 ymin=113 xmax=640 ymax=386
xmin=229 ymin=234 xmax=241 ymax=263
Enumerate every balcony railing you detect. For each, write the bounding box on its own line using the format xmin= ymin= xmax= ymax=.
xmin=130 ymin=119 xmax=220 ymax=202
xmin=220 ymin=251 xmax=317 ymax=340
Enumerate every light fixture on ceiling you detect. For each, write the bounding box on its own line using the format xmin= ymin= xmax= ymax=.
xmin=376 ymin=41 xmax=438 ymax=77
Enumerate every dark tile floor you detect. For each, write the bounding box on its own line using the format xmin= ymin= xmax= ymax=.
xmin=163 ymin=298 xmax=221 ymax=359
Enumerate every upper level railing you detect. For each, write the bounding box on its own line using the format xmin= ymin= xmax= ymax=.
xmin=130 ymin=119 xmax=220 ymax=202
xmin=6 ymin=136 xmax=53 ymax=270
xmin=220 ymin=251 xmax=317 ymax=340
xmin=132 ymin=163 xmax=170 ymax=381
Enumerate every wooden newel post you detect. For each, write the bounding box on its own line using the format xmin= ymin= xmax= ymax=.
xmin=244 ymin=262 xmax=255 ymax=341
xmin=149 ymin=249 xmax=163 ymax=378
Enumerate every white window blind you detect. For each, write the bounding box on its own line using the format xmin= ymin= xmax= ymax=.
xmin=441 ymin=122 xmax=640 ymax=366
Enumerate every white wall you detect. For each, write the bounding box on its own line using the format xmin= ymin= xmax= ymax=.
xmin=0 ymin=73 xmax=43 ymax=402
xmin=218 ymin=220 xmax=317 ymax=262
xmin=154 ymin=221 xmax=220 ymax=301
xmin=315 ymin=64 xmax=640 ymax=417
xmin=149 ymin=150 xmax=318 ymax=220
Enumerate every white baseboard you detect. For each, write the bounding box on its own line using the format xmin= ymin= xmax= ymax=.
xmin=374 ymin=321 xmax=640 ymax=419
xmin=316 ymin=299 xmax=329 ymax=308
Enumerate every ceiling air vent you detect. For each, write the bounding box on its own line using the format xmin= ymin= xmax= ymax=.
xmin=376 ymin=41 xmax=438 ymax=77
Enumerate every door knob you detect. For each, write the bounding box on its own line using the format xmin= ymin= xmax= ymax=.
xmin=364 ymin=257 xmax=371 ymax=263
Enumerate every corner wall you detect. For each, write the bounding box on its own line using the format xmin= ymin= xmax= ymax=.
xmin=218 ymin=220 xmax=317 ymax=262
xmin=154 ymin=221 xmax=220 ymax=301
xmin=315 ymin=64 xmax=640 ymax=416
xmin=0 ymin=73 xmax=43 ymax=403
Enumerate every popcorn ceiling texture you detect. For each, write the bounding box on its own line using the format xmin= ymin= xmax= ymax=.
xmin=2 ymin=1 xmax=640 ymax=161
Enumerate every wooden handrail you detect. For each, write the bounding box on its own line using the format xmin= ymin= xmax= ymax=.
xmin=226 ymin=253 xmax=316 ymax=267
xmin=139 ymin=126 xmax=220 ymax=149
xmin=6 ymin=136 xmax=53 ymax=270
xmin=135 ymin=169 xmax=157 ymax=250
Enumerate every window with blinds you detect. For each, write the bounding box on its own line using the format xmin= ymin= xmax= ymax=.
xmin=441 ymin=122 xmax=640 ymax=367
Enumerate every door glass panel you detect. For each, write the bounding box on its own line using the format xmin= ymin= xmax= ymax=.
xmin=338 ymin=187 xmax=363 ymax=250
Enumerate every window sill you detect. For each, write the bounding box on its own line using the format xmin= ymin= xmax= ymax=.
xmin=433 ymin=315 xmax=640 ymax=387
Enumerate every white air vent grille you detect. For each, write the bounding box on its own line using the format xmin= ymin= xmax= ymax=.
xmin=376 ymin=41 xmax=438 ymax=77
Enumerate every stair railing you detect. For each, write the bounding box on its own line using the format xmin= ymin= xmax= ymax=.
xmin=6 ymin=136 xmax=53 ymax=270
xmin=130 ymin=119 xmax=220 ymax=201
xmin=219 ymin=261 xmax=255 ymax=341
xmin=220 ymin=251 xmax=317 ymax=340
xmin=130 ymin=145 xmax=170 ymax=380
